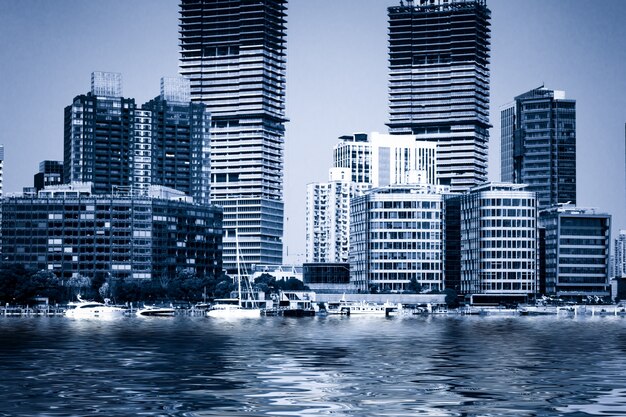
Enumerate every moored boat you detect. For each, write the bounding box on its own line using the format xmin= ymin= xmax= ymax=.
xmin=136 ymin=305 xmax=176 ymax=317
xmin=65 ymin=295 xmax=126 ymax=319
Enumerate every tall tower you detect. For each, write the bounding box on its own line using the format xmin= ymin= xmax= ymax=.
xmin=179 ymin=0 xmax=288 ymax=273
xmin=501 ymin=86 xmax=576 ymax=209
xmin=64 ymin=72 xmax=137 ymax=195
xmin=387 ymin=0 xmax=491 ymax=192
xmin=143 ymin=77 xmax=211 ymax=205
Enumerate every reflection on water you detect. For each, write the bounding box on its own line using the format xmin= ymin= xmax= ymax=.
xmin=1 ymin=315 xmax=626 ymax=416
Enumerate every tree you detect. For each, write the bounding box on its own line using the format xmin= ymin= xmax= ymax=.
xmin=407 ymin=276 xmax=422 ymax=294
xmin=443 ymin=288 xmax=460 ymax=309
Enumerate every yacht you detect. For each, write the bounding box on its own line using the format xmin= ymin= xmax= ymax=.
xmin=342 ymin=301 xmax=400 ymax=316
xmin=136 ymin=305 xmax=176 ymax=317
xmin=207 ymin=299 xmax=261 ymax=318
xmin=65 ymin=296 xmax=126 ymax=319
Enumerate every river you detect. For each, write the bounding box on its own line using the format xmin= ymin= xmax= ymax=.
xmin=1 ymin=315 xmax=626 ymax=416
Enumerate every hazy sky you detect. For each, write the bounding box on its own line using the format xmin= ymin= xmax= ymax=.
xmin=1 ymin=0 xmax=625 ymax=261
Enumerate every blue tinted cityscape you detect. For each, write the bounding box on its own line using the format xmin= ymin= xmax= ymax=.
xmin=1 ymin=1 xmax=626 ymax=416
xmin=0 ymin=0 xmax=624 ymax=306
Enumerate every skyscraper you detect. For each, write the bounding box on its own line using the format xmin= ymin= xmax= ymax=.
xmin=501 ymin=86 xmax=576 ymax=209
xmin=179 ymin=0 xmax=288 ymax=272
xmin=64 ymin=72 xmax=137 ymax=195
xmin=387 ymin=0 xmax=491 ymax=192
xmin=143 ymin=77 xmax=211 ymax=205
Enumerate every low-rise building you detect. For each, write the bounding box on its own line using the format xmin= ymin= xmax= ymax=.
xmin=1 ymin=186 xmax=223 ymax=281
xmin=454 ymin=183 xmax=538 ymax=304
xmin=539 ymin=205 xmax=611 ymax=299
xmin=350 ymin=184 xmax=447 ymax=293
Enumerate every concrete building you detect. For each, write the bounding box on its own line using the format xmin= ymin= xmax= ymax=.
xmin=305 ymin=168 xmax=364 ymax=264
xmin=34 ymin=161 xmax=64 ymax=192
xmin=179 ymin=0 xmax=288 ymax=272
xmin=501 ymin=86 xmax=576 ymax=209
xmin=387 ymin=0 xmax=491 ymax=192
xmin=333 ymin=132 xmax=438 ymax=188
xmin=350 ymin=184 xmax=447 ymax=293
xmin=614 ymin=230 xmax=626 ymax=278
xmin=308 ymin=133 xmax=438 ymax=264
xmin=457 ymin=183 xmax=538 ymax=304
xmin=1 ymin=185 xmax=223 ymax=281
xmin=539 ymin=206 xmax=611 ymax=299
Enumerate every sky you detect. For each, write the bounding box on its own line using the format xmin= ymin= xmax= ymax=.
xmin=1 ymin=0 xmax=625 ymax=262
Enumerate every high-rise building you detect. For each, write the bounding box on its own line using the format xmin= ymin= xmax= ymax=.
xmin=64 ymin=73 xmax=211 ymax=204
xmin=501 ymin=86 xmax=576 ymax=209
xmin=143 ymin=77 xmax=211 ymax=205
xmin=179 ymin=0 xmax=288 ymax=273
xmin=616 ymin=230 xmax=626 ymax=278
xmin=350 ymin=184 xmax=447 ymax=293
xmin=387 ymin=0 xmax=491 ymax=192
xmin=456 ymin=183 xmax=538 ymax=303
xmin=63 ymin=72 xmax=137 ymax=195
xmin=306 ymin=168 xmax=363 ymax=264
xmin=307 ymin=132 xmax=438 ymax=265
xmin=34 ymin=160 xmax=64 ymax=192
xmin=539 ymin=206 xmax=611 ymax=298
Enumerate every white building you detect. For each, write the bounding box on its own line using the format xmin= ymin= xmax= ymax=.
xmin=459 ymin=183 xmax=537 ymax=300
xmin=333 ymin=132 xmax=438 ymax=187
xmin=307 ymin=133 xmax=439 ymax=264
xmin=350 ymin=184 xmax=448 ymax=293
xmin=305 ymin=168 xmax=367 ymax=263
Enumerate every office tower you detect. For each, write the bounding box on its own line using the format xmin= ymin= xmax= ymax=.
xmin=616 ymin=230 xmax=626 ymax=278
xmin=34 ymin=160 xmax=64 ymax=192
xmin=350 ymin=184 xmax=447 ymax=293
xmin=501 ymin=86 xmax=576 ymax=209
xmin=539 ymin=206 xmax=611 ymax=299
xmin=333 ymin=132 xmax=438 ymax=187
xmin=143 ymin=77 xmax=211 ymax=204
xmin=2 ymin=186 xmax=223 ymax=281
xmin=64 ymin=72 xmax=137 ymax=195
xmin=179 ymin=0 xmax=287 ymax=273
xmin=387 ymin=0 xmax=491 ymax=192
xmin=456 ymin=183 xmax=537 ymax=304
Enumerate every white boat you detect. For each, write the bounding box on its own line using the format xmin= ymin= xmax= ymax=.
xmin=342 ymin=301 xmax=400 ymax=316
xmin=207 ymin=231 xmax=261 ymax=319
xmin=65 ymin=295 xmax=126 ymax=319
xmin=136 ymin=305 xmax=176 ymax=317
xmin=207 ymin=301 xmax=261 ymax=318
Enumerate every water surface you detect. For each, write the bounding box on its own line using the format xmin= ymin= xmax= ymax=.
xmin=1 ymin=315 xmax=626 ymax=416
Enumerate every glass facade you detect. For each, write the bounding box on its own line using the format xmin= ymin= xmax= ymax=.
xmin=540 ymin=207 xmax=610 ymax=298
xmin=179 ymin=0 xmax=288 ymax=272
xmin=1 ymin=195 xmax=223 ymax=281
xmin=459 ymin=183 xmax=537 ymax=296
xmin=501 ymin=87 xmax=576 ymax=209
xmin=350 ymin=185 xmax=445 ymax=293
xmin=387 ymin=0 xmax=491 ymax=192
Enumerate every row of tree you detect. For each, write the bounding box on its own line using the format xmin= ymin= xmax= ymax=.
xmin=0 ymin=264 xmax=309 ymax=306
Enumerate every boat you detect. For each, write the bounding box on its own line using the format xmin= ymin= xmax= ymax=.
xmin=136 ymin=305 xmax=176 ymax=317
xmin=65 ymin=295 xmax=126 ymax=318
xmin=207 ymin=299 xmax=262 ymax=318
xmin=341 ymin=301 xmax=400 ymax=317
xmin=207 ymin=231 xmax=261 ymax=319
